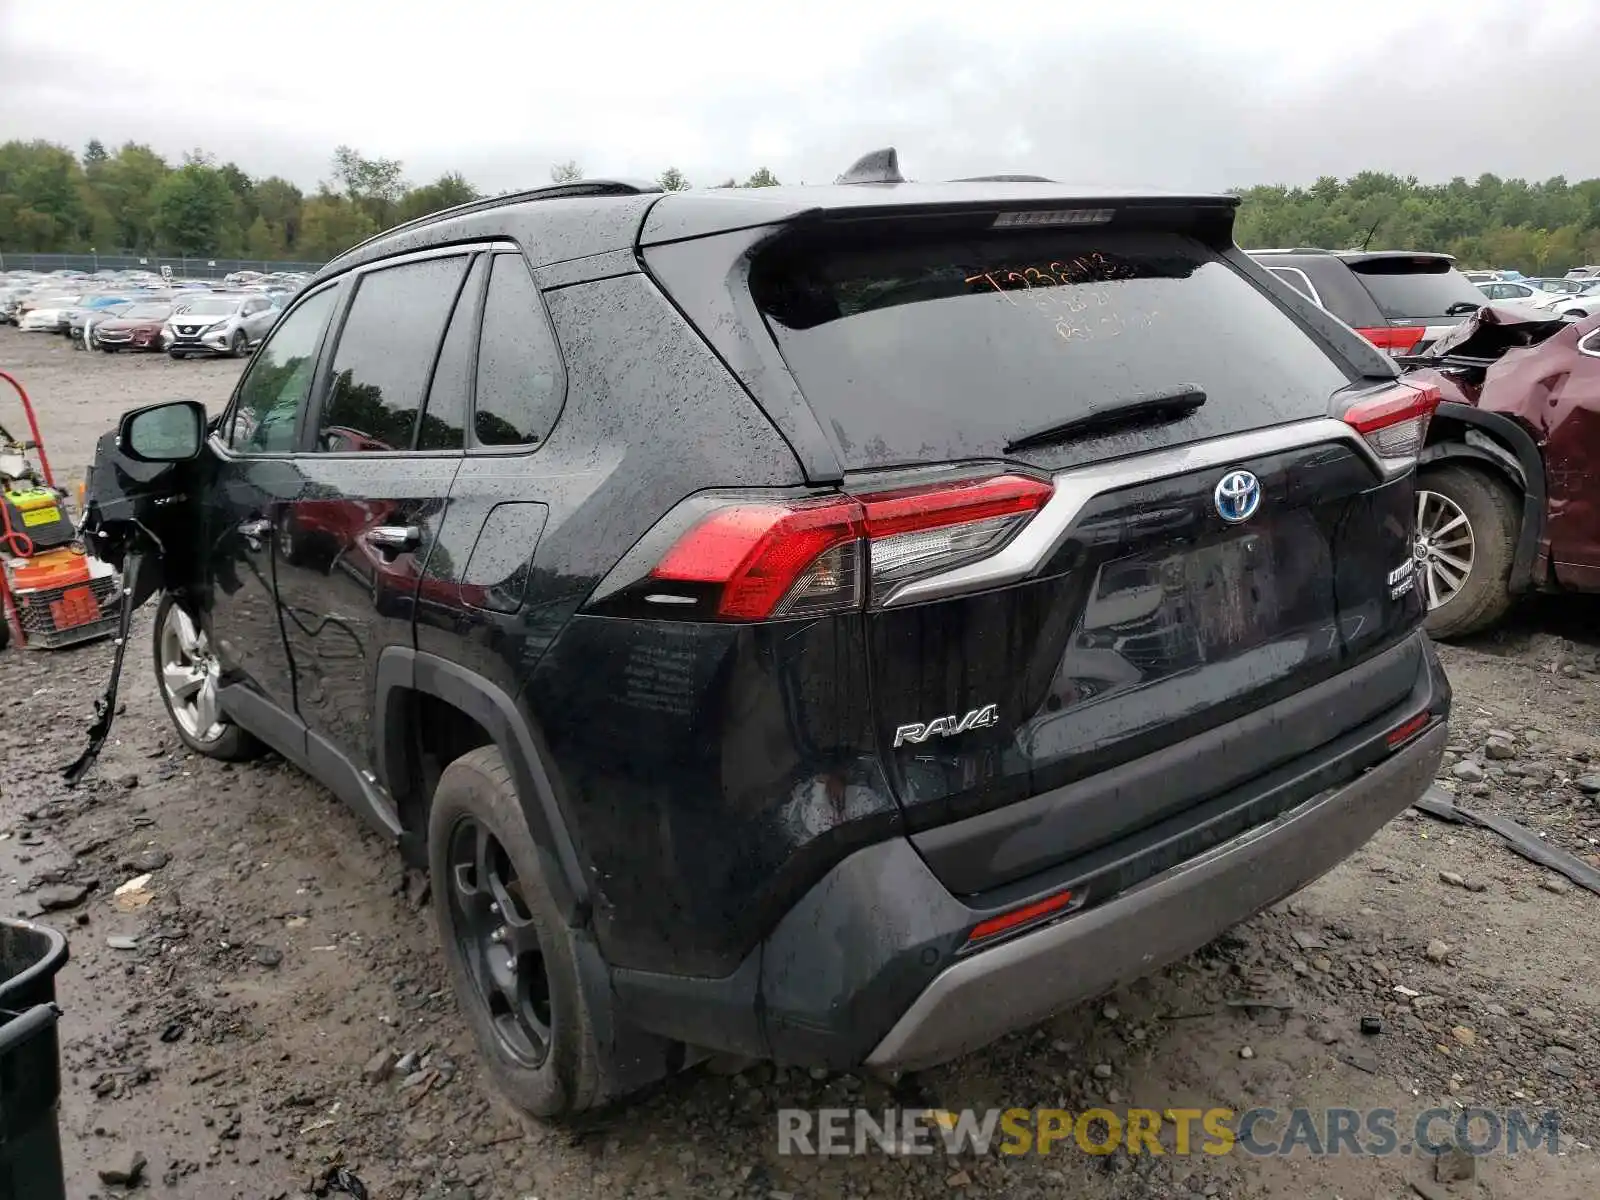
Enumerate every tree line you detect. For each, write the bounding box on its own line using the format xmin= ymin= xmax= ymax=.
xmin=1232 ymin=171 xmax=1600 ymax=273
xmin=6 ymin=140 xmax=1600 ymax=274
xmin=0 ymin=140 xmax=784 ymax=262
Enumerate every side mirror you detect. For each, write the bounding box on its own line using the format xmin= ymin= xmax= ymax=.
xmin=118 ymin=400 xmax=207 ymax=463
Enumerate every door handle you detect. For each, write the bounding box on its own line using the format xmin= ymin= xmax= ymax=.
xmin=364 ymin=525 xmax=421 ymax=554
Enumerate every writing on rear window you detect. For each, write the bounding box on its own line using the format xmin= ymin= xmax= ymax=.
xmin=751 ymin=227 xmax=1353 ymax=470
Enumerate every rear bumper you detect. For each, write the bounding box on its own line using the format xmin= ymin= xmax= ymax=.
xmin=865 ymin=721 xmax=1445 ymax=1070
xmin=610 ymin=630 xmax=1449 ymax=1071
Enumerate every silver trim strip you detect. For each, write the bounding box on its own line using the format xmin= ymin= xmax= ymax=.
xmin=1266 ymin=265 xmax=1323 ymax=309
xmin=881 ymin=418 xmax=1384 ymax=608
xmin=1579 ymin=328 xmax=1600 ymax=359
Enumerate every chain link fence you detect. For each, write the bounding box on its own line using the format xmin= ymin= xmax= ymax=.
xmin=0 ymin=251 xmax=324 ymax=279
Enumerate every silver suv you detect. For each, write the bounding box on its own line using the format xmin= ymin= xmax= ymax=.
xmin=163 ymin=294 xmax=278 ymax=359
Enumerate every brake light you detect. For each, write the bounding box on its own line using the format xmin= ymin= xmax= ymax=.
xmin=1342 ymin=382 xmax=1440 ymax=466
xmin=1357 ymin=326 xmax=1426 ymax=358
xmin=965 ymin=887 xmax=1078 ymax=948
xmin=651 ymin=497 xmax=865 ymax=620
xmin=643 ymin=473 xmax=1053 ymax=620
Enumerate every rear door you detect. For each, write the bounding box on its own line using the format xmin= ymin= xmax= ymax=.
xmin=733 ymin=214 xmax=1427 ymax=887
xmin=271 ymin=248 xmax=470 ymax=776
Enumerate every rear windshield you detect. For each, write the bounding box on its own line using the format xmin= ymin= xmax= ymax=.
xmin=750 ymin=228 xmax=1352 ymax=469
xmin=1347 ymin=258 xmax=1486 ymax=320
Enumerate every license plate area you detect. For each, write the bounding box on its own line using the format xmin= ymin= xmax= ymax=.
xmin=1077 ymin=530 xmax=1287 ymax=673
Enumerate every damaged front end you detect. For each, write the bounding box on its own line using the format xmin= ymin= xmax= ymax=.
xmin=66 ymin=403 xmax=209 ymax=784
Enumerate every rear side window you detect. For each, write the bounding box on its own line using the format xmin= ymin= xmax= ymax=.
xmin=1347 ymin=258 xmax=1486 ymax=320
xmin=473 ymin=253 xmax=562 ymax=447
xmin=751 ymin=228 xmax=1353 ymax=469
xmin=316 ymin=255 xmax=469 ymax=452
xmin=226 ymin=287 xmax=337 ymax=454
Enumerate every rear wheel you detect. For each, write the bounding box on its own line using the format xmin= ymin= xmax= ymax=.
xmin=428 ymin=746 xmax=606 ymax=1117
xmin=153 ymin=594 xmax=262 ymax=760
xmin=1416 ymin=464 xmax=1519 ymax=639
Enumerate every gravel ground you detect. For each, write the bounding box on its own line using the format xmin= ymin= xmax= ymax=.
xmin=2 ymin=325 xmax=1599 ymax=1199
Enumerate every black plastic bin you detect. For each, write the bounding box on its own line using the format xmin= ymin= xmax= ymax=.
xmin=0 ymin=918 xmax=68 ymax=1200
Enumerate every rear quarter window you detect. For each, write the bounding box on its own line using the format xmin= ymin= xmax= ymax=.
xmin=751 ymin=228 xmax=1355 ymax=470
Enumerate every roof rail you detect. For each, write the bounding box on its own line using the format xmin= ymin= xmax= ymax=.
xmin=950 ymin=174 xmax=1057 ymax=183
xmin=334 ymin=178 xmax=665 ymax=262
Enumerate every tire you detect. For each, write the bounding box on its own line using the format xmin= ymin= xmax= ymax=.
xmin=101 ymin=345 xmax=117 ymax=353
xmin=1416 ymin=464 xmax=1520 ymax=640
xmin=429 ymin=746 xmax=606 ymax=1117
xmin=229 ymin=329 xmax=247 ymax=357
xmin=168 ymin=350 xmax=186 ymax=360
xmin=152 ymin=594 xmax=262 ymax=760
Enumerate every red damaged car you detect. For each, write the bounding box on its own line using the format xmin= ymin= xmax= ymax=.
xmin=94 ymin=302 xmax=173 ymax=352
xmin=1406 ymin=308 xmax=1600 ymax=637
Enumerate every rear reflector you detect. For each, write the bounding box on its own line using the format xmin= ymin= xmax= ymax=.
xmin=647 ymin=473 xmax=1052 ymax=620
xmin=1385 ymin=712 xmax=1432 ymax=748
xmin=1357 ymin=326 xmax=1427 ymax=358
xmin=1342 ymin=382 xmax=1440 ymax=466
xmin=965 ymin=888 xmax=1078 ymax=948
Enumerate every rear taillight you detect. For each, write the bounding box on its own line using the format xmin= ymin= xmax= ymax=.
xmin=637 ymin=473 xmax=1053 ymax=621
xmin=1343 ymin=381 xmax=1440 ymax=467
xmin=1357 ymin=326 xmax=1426 ymax=358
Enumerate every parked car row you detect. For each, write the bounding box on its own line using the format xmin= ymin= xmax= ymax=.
xmin=1475 ymin=275 xmax=1600 ymax=318
xmin=1 ymin=267 xmax=307 ymax=358
xmin=1244 ymin=248 xmax=1599 ymax=637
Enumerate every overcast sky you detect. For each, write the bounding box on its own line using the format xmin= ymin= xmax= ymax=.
xmin=2 ymin=0 xmax=1596 ymax=194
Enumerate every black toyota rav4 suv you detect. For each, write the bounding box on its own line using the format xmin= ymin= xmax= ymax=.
xmin=93 ymin=158 xmax=1451 ymax=1117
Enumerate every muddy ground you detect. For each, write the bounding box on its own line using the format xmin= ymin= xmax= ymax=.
xmin=2 ymin=325 xmax=1598 ymax=1200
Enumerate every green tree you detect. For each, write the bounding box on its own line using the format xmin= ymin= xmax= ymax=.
xmin=397 ymin=172 xmax=480 ymax=222
xmin=298 ymin=191 xmax=378 ymax=260
xmin=90 ymin=143 xmax=171 ymax=250
xmin=549 ymin=160 xmax=583 ymax=183
xmin=150 ymin=162 xmax=235 ymax=254
xmin=83 ymin=139 xmax=109 ymax=171
xmin=254 ymin=177 xmax=305 ymax=252
xmin=244 ymin=215 xmax=286 ymax=259
xmin=743 ymin=167 xmax=780 ymax=188
xmin=657 ymin=166 xmax=691 ymax=192
xmin=0 ymin=140 xmax=91 ymax=248
xmin=331 ymin=145 xmax=406 ymax=229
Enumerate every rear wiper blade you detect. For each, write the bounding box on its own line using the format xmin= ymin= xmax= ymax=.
xmin=1004 ymin=386 xmax=1206 ymax=453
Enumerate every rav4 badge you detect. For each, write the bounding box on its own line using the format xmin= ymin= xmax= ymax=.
xmin=894 ymin=703 xmax=1000 ymax=748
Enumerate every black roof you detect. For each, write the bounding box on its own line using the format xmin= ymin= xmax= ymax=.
xmin=316 ymin=169 xmax=1239 ymax=285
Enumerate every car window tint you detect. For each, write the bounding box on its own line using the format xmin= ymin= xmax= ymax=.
xmin=225 ymin=287 xmax=337 ymax=454
xmin=317 ymin=255 xmax=469 ymax=453
xmin=419 ymin=255 xmax=487 ymax=451
xmin=473 ymin=253 xmax=562 ymax=446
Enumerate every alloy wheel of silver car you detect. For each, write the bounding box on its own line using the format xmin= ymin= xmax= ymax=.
xmin=159 ymin=603 xmax=227 ymax=743
xmin=1414 ymin=489 xmax=1476 ymax=610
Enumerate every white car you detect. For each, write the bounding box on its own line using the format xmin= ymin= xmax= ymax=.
xmin=1475 ymin=279 xmax=1546 ymax=306
xmin=16 ymin=295 xmax=82 ymax=332
xmin=1531 ymin=279 xmax=1600 ymax=319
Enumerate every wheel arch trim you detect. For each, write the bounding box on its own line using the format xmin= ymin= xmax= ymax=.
xmin=375 ymin=647 xmax=590 ymax=924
